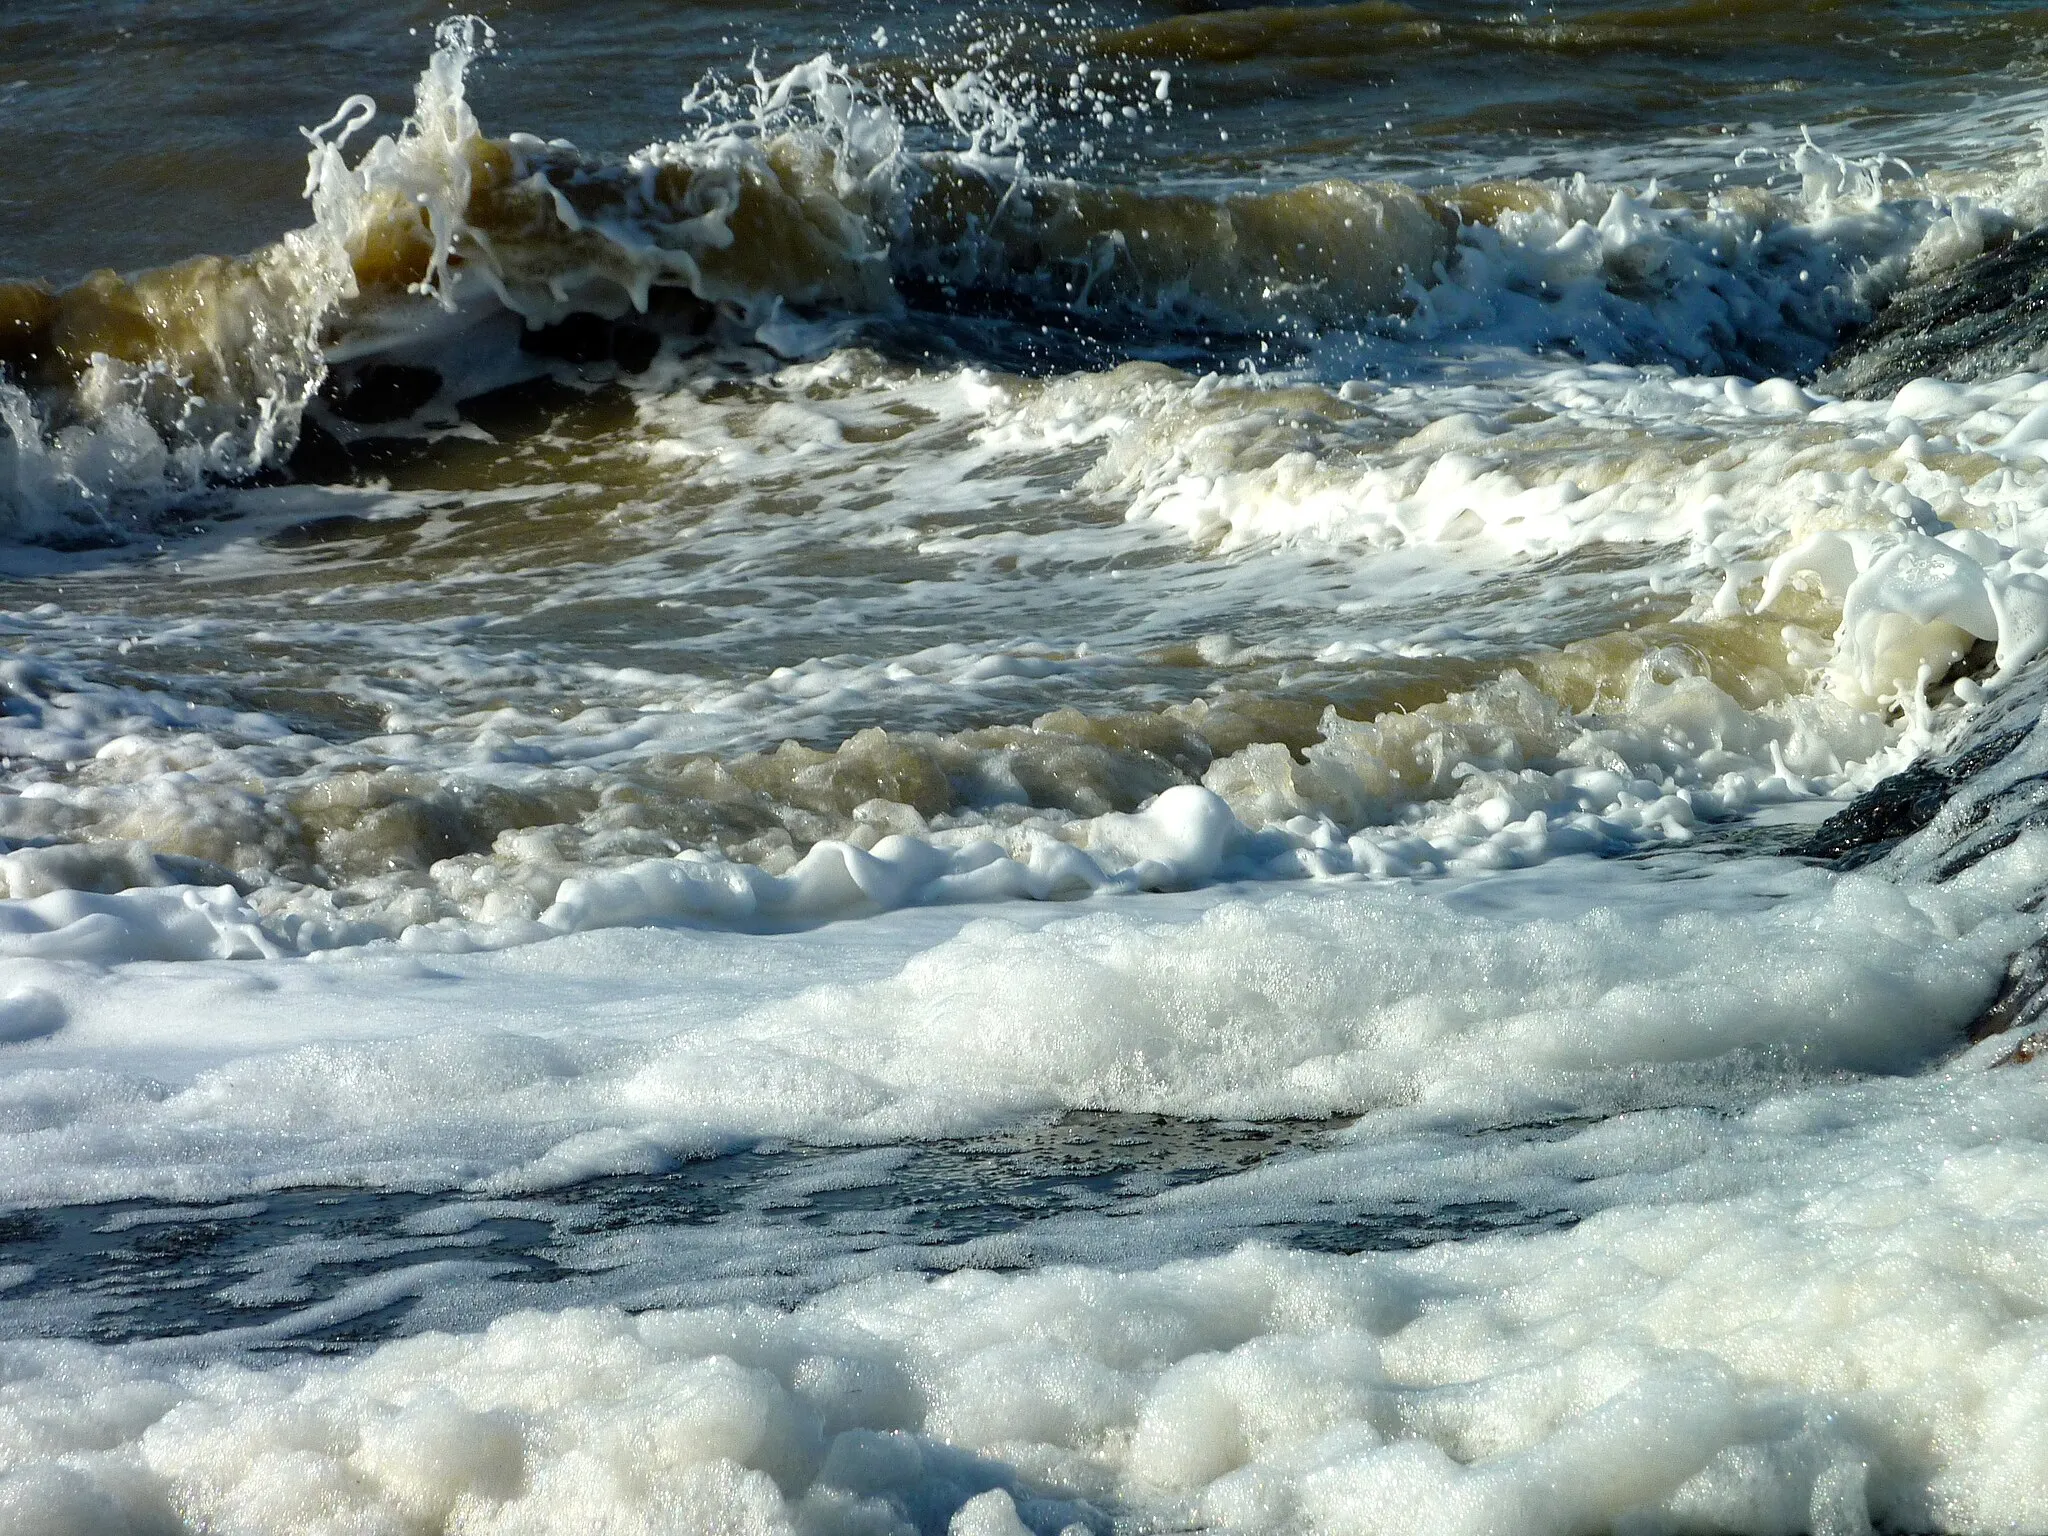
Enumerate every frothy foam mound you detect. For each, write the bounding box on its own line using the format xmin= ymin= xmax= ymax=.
xmin=9 ymin=1033 xmax=2048 ymax=1536
xmin=0 ymin=844 xmax=2031 ymax=1205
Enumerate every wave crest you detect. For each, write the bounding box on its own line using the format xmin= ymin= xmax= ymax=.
xmin=0 ymin=16 xmax=1994 ymax=532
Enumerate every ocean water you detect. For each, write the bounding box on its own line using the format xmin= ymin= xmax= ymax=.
xmin=7 ymin=1 xmax=2048 ymax=1531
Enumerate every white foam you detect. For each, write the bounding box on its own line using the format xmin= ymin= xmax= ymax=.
xmin=9 ymin=1033 xmax=2048 ymax=1535
xmin=0 ymin=840 xmax=2034 ymax=1208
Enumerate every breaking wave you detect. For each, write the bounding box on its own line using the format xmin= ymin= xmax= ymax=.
xmin=0 ymin=17 xmax=2010 ymax=533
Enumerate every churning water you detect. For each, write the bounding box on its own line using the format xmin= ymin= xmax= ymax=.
xmin=7 ymin=2 xmax=2048 ymax=1531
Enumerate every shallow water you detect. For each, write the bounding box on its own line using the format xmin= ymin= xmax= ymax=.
xmin=8 ymin=2 xmax=2048 ymax=1533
